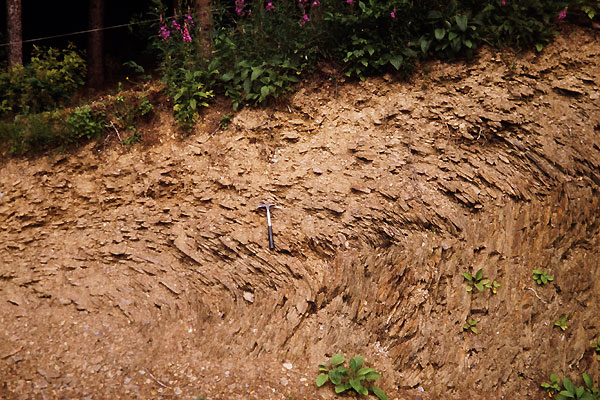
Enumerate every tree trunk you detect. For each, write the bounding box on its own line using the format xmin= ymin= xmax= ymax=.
xmin=6 ymin=0 xmax=22 ymax=67
xmin=88 ymin=0 xmax=104 ymax=88
xmin=195 ymin=0 xmax=212 ymax=38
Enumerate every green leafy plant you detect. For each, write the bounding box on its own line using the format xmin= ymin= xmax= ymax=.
xmin=463 ymin=318 xmax=479 ymax=334
xmin=542 ymin=373 xmax=600 ymax=400
xmin=219 ymin=112 xmax=233 ymax=130
xmin=542 ymin=373 xmax=562 ymax=394
xmin=0 ymin=44 xmax=86 ymax=117
xmin=554 ymin=316 xmax=568 ymax=331
xmin=533 ymin=269 xmax=554 ymax=285
xmin=66 ymin=106 xmax=106 ymax=141
xmin=418 ymin=2 xmax=481 ymax=60
xmin=578 ymin=0 xmax=600 ymax=19
xmin=171 ymin=69 xmax=214 ymax=131
xmin=316 ymin=354 xmax=388 ymax=400
xmin=463 ymin=268 xmax=500 ymax=294
xmin=591 ymin=337 xmax=600 ymax=360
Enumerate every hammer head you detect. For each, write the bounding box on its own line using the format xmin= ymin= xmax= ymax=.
xmin=258 ymin=203 xmax=275 ymax=211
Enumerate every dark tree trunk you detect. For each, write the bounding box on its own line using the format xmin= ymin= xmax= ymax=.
xmin=195 ymin=0 xmax=212 ymax=39
xmin=88 ymin=0 xmax=104 ymax=88
xmin=6 ymin=0 xmax=22 ymax=66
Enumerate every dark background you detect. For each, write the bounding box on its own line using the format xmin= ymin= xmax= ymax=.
xmin=0 ymin=1 xmax=175 ymax=78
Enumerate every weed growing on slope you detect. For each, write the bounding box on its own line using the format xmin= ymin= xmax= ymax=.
xmin=542 ymin=373 xmax=600 ymax=399
xmin=463 ymin=319 xmax=479 ymax=334
xmin=554 ymin=316 xmax=568 ymax=331
xmin=533 ymin=269 xmax=554 ymax=285
xmin=316 ymin=354 xmax=388 ymax=400
xmin=463 ymin=268 xmax=500 ymax=294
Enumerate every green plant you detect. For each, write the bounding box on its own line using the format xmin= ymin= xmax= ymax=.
xmin=554 ymin=316 xmax=568 ymax=331
xmin=542 ymin=373 xmax=600 ymax=400
xmin=591 ymin=337 xmax=600 ymax=360
xmin=171 ymin=70 xmax=214 ymax=131
xmin=66 ymin=106 xmax=106 ymax=141
xmin=542 ymin=373 xmax=562 ymax=394
xmin=481 ymin=0 xmax=567 ymax=49
xmin=418 ymin=2 xmax=481 ymax=60
xmin=139 ymin=95 xmax=154 ymax=116
xmin=123 ymin=60 xmax=152 ymax=81
xmin=0 ymin=44 xmax=86 ymax=117
xmin=462 ymin=268 xmax=500 ymax=294
xmin=533 ymin=269 xmax=554 ymax=285
xmin=316 ymin=354 xmax=388 ymax=400
xmin=219 ymin=112 xmax=233 ymax=130
xmin=463 ymin=319 xmax=479 ymax=334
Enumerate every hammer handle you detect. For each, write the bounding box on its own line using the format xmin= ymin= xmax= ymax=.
xmin=267 ymin=225 xmax=274 ymax=250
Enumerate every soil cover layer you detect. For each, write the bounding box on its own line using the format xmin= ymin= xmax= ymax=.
xmin=1 ymin=28 xmax=600 ymax=399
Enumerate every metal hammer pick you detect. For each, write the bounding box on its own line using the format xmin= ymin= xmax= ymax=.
xmin=258 ymin=203 xmax=275 ymax=250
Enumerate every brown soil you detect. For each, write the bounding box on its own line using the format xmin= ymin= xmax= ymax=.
xmin=1 ymin=28 xmax=600 ymax=400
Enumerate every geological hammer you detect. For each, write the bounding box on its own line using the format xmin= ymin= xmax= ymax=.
xmin=258 ymin=203 xmax=276 ymax=250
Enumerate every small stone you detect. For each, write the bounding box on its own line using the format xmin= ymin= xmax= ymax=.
xmin=243 ymin=292 xmax=254 ymax=303
xmin=283 ymin=362 xmax=293 ymax=370
xmin=174 ymin=387 xmax=182 ymax=395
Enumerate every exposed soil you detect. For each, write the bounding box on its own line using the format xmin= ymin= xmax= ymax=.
xmin=1 ymin=28 xmax=599 ymax=400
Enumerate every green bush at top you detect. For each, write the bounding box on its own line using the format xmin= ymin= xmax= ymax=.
xmin=0 ymin=44 xmax=86 ymax=117
xmin=145 ymin=0 xmax=571 ymax=124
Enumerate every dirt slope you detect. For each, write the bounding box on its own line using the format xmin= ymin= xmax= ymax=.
xmin=1 ymin=28 xmax=599 ymax=399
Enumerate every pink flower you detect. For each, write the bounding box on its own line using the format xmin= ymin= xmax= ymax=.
xmin=158 ymin=26 xmax=170 ymax=41
xmin=235 ymin=0 xmax=246 ymax=15
xmin=182 ymin=26 xmax=192 ymax=42
xmin=185 ymin=14 xmax=194 ymax=26
xmin=501 ymin=0 xmax=506 ymax=6
xmin=390 ymin=8 xmax=396 ymax=18
xmin=558 ymin=6 xmax=568 ymax=20
xmin=346 ymin=0 xmax=353 ymax=4
xmin=299 ymin=13 xmax=310 ymax=25
xmin=266 ymin=1 xmax=274 ymax=11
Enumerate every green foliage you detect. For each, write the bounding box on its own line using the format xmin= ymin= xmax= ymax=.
xmin=171 ymin=70 xmax=214 ymax=131
xmin=418 ymin=2 xmax=481 ymax=60
xmin=463 ymin=268 xmax=500 ymax=294
xmin=573 ymin=0 xmax=600 ymax=19
xmin=0 ymin=44 xmax=86 ymax=117
xmin=554 ymin=316 xmax=568 ymax=331
xmin=463 ymin=318 xmax=479 ymax=334
xmin=149 ymin=0 xmax=572 ymax=110
xmin=0 ymin=112 xmax=67 ymax=155
xmin=591 ymin=337 xmax=600 ymax=360
xmin=542 ymin=373 xmax=600 ymax=400
xmin=219 ymin=112 xmax=233 ymax=130
xmin=533 ymin=269 xmax=554 ymax=285
xmin=542 ymin=373 xmax=562 ymax=394
xmin=316 ymin=354 xmax=388 ymax=400
xmin=480 ymin=0 xmax=567 ymax=49
xmin=66 ymin=106 xmax=106 ymax=141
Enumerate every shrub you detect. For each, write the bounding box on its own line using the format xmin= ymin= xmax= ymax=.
xmin=66 ymin=106 xmax=106 ymax=141
xmin=0 ymin=44 xmax=86 ymax=117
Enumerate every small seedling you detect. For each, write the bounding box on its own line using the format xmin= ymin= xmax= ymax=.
xmin=541 ymin=373 xmax=561 ymax=394
xmin=591 ymin=337 xmax=600 ymax=360
xmin=463 ymin=269 xmax=500 ymax=294
xmin=554 ymin=316 xmax=568 ymax=331
xmin=542 ymin=373 xmax=600 ymax=400
xmin=533 ymin=269 xmax=554 ymax=285
xmin=462 ymin=319 xmax=478 ymax=334
xmin=316 ymin=354 xmax=388 ymax=400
